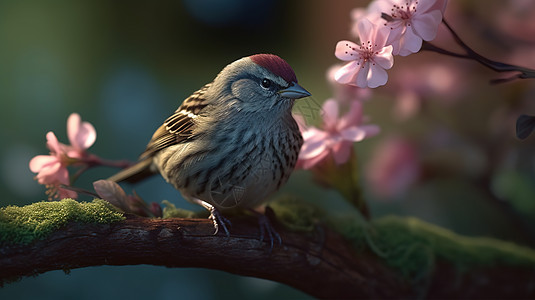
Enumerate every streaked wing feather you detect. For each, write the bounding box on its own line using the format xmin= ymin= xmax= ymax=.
xmin=139 ymin=83 xmax=211 ymax=159
xmin=177 ymin=83 xmax=211 ymax=115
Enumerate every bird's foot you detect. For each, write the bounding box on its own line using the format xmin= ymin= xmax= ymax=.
xmin=193 ymin=198 xmax=231 ymax=236
xmin=249 ymin=206 xmax=281 ymax=252
xmin=209 ymin=207 xmax=232 ymax=236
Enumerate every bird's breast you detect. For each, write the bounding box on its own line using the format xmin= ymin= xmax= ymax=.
xmin=159 ymin=119 xmax=302 ymax=210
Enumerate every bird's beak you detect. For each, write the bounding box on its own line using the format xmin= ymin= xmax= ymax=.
xmin=279 ymin=82 xmax=311 ymax=99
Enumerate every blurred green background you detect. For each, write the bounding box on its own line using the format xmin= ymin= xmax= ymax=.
xmin=1 ymin=0 xmax=535 ymax=299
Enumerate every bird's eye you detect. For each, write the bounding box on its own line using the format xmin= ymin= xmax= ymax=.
xmin=260 ymin=78 xmax=272 ymax=89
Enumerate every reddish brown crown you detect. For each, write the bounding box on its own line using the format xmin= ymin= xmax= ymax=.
xmin=250 ymin=54 xmax=298 ymax=84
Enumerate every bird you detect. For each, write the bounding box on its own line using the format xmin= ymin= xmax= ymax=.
xmin=108 ymin=54 xmax=310 ymax=243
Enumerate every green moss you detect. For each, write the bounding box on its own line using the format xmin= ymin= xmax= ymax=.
xmin=0 ymin=199 xmax=125 ymax=246
xmin=269 ymin=195 xmax=326 ymax=232
xmin=161 ymin=200 xmax=197 ymax=219
xmin=328 ymin=214 xmax=371 ymax=252
xmin=333 ymin=214 xmax=535 ymax=281
xmin=161 ymin=196 xmax=326 ymax=232
xmin=375 ymin=216 xmax=535 ymax=275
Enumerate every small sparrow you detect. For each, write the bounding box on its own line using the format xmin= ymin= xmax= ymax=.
xmin=109 ymin=54 xmax=310 ymax=242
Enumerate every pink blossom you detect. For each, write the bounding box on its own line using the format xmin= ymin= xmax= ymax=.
xmin=335 ymin=19 xmax=394 ymax=88
xmin=30 ymin=132 xmax=70 ymax=186
xmin=29 ymin=113 xmax=96 ymax=199
xmin=367 ymin=0 xmax=447 ymax=56
xmin=29 ymin=132 xmax=77 ymax=199
xmin=297 ymin=99 xmax=380 ymax=169
xmin=366 ymin=136 xmax=420 ymax=198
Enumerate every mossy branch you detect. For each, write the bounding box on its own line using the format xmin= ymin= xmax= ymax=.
xmin=1 ymin=199 xmax=535 ymax=299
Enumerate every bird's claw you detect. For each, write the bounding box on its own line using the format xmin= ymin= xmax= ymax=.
xmin=192 ymin=198 xmax=232 ymax=237
xmin=251 ymin=207 xmax=281 ymax=252
xmin=209 ymin=207 xmax=232 ymax=237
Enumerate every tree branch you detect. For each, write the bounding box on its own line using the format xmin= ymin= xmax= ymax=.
xmin=2 ymin=212 xmax=535 ymax=299
xmin=421 ymin=19 xmax=535 ymax=84
xmin=1 ymin=214 xmax=408 ymax=298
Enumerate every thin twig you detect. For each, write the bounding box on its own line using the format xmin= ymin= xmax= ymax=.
xmin=422 ymin=19 xmax=535 ymax=82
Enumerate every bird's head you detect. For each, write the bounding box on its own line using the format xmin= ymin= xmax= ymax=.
xmin=209 ymin=54 xmax=311 ymax=114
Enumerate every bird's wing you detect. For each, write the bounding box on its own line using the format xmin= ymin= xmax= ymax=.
xmin=139 ymin=83 xmax=211 ymax=159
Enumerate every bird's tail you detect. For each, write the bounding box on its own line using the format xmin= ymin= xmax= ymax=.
xmin=107 ymin=158 xmax=156 ymax=183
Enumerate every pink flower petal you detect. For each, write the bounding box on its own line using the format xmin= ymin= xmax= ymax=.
xmin=67 ymin=113 xmax=81 ymax=145
xmin=356 ymin=62 xmax=371 ymax=88
xmin=34 ymin=161 xmax=63 ymax=184
xmin=368 ymin=0 xmax=396 ymax=18
xmin=299 ymin=138 xmax=328 ymax=160
xmin=56 ymin=167 xmax=70 ymax=185
xmin=373 ymin=24 xmax=391 ymax=49
xmin=373 ymin=45 xmax=394 ymax=69
xmin=386 ymin=23 xmax=405 ymax=46
xmin=36 ymin=160 xmax=61 ymax=178
xmin=46 ymin=132 xmax=62 ymax=154
xmin=357 ymin=18 xmax=375 ymax=44
xmin=302 ymin=127 xmax=326 ymax=140
xmin=430 ymin=0 xmax=448 ymax=14
xmin=335 ymin=61 xmax=361 ymax=85
xmin=29 ymin=155 xmax=59 ymax=173
xmin=301 ymin=151 xmax=329 ymax=170
xmin=302 ymin=127 xmax=329 ymax=142
xmin=335 ymin=41 xmax=361 ymax=61
xmin=78 ymin=122 xmax=96 ymax=149
xmin=398 ymin=27 xmax=423 ymax=56
xmin=367 ymin=63 xmax=389 ymax=88
xmin=31 ymin=155 xmax=70 ymax=186
xmin=389 ymin=35 xmax=402 ymax=56
xmin=321 ymin=99 xmax=340 ymax=130
xmin=360 ymin=124 xmax=381 ymax=138
xmin=412 ymin=10 xmax=443 ymax=41
xmin=339 ymin=127 xmax=367 ymax=142
xmin=332 ymin=141 xmax=353 ymax=165
xmin=68 ymin=113 xmax=96 ymax=151
xmin=337 ymin=100 xmax=363 ymax=130
xmin=415 ymin=0 xmax=438 ymax=14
